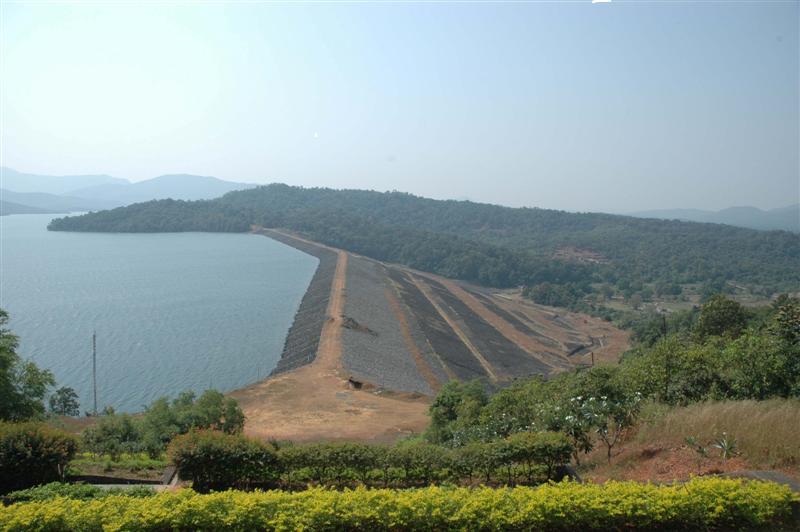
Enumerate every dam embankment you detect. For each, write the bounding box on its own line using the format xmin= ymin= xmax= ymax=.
xmin=257 ymin=229 xmax=338 ymax=375
xmin=256 ymin=227 xmax=629 ymax=392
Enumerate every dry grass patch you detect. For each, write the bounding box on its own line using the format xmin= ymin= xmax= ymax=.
xmin=636 ymin=399 xmax=800 ymax=469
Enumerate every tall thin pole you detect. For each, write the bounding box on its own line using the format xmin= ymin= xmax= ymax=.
xmin=92 ymin=331 xmax=97 ymax=415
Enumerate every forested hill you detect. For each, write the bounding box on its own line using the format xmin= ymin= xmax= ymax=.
xmin=48 ymin=184 xmax=800 ymax=295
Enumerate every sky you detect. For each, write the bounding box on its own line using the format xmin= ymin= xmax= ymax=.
xmin=1 ymin=1 xmax=798 ymax=213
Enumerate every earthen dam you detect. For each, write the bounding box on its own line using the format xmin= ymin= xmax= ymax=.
xmin=230 ymin=228 xmax=629 ymax=442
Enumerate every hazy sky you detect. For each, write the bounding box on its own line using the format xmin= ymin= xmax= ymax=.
xmin=2 ymin=1 xmax=798 ymax=213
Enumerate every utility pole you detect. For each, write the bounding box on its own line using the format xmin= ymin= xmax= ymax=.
xmin=92 ymin=331 xmax=98 ymax=416
xmin=661 ymin=312 xmax=670 ymax=402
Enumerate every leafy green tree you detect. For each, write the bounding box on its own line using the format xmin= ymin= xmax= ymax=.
xmin=82 ymin=413 xmax=143 ymax=460
xmin=0 ymin=310 xmax=55 ymax=421
xmin=84 ymin=389 xmax=246 ymax=460
xmin=426 ymin=380 xmax=487 ymax=444
xmin=584 ymin=392 xmax=642 ymax=463
xmin=192 ymin=389 xmax=245 ymax=434
xmin=772 ymin=296 xmax=800 ymax=345
xmin=695 ymin=295 xmax=748 ymax=340
xmin=48 ymin=387 xmax=80 ymax=417
xmin=719 ymin=331 xmax=800 ymax=399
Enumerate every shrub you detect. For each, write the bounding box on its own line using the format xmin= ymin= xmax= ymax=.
xmin=389 ymin=440 xmax=450 ymax=485
xmin=2 ymin=482 xmax=154 ymax=504
xmin=0 ymin=479 xmax=796 ymax=530
xmin=81 ymin=390 xmax=247 ymax=461
xmin=82 ymin=413 xmax=143 ymax=460
xmin=450 ymin=443 xmax=484 ymax=484
xmin=325 ymin=442 xmax=379 ymax=484
xmin=168 ymin=430 xmax=278 ymax=492
xmin=506 ymin=431 xmax=573 ymax=482
xmin=0 ymin=422 xmax=78 ymax=494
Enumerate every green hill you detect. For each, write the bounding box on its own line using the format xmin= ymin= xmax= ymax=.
xmin=48 ymin=184 xmax=800 ymax=295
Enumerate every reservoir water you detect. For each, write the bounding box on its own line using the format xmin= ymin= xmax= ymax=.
xmin=0 ymin=214 xmax=318 ymax=412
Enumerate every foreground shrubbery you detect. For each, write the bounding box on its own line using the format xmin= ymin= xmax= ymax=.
xmin=2 ymin=482 xmax=154 ymax=504
xmin=168 ymin=430 xmax=574 ymax=491
xmin=83 ymin=389 xmax=245 ymax=459
xmin=1 ymin=479 xmax=796 ymax=531
xmin=0 ymin=423 xmax=77 ymax=494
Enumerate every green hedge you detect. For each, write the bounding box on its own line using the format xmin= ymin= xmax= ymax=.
xmin=170 ymin=430 xmax=573 ymax=490
xmin=168 ymin=430 xmax=279 ymax=492
xmin=0 ymin=423 xmax=78 ymax=494
xmin=1 ymin=479 xmax=797 ymax=531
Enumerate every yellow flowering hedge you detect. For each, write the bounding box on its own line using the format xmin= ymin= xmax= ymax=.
xmin=1 ymin=478 xmax=797 ymax=531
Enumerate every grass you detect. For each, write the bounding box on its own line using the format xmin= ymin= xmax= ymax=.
xmin=69 ymin=452 xmax=168 ymax=480
xmin=635 ymin=399 xmax=800 ymax=469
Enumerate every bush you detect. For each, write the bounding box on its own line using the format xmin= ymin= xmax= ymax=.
xmin=82 ymin=414 xmax=143 ymax=460
xmin=0 ymin=422 xmax=78 ymax=494
xmin=0 ymin=479 xmax=796 ymax=530
xmin=2 ymin=482 xmax=154 ymax=504
xmin=79 ymin=390 xmax=247 ymax=462
xmin=506 ymin=431 xmax=573 ymax=482
xmin=389 ymin=440 xmax=450 ymax=485
xmin=168 ymin=430 xmax=278 ymax=492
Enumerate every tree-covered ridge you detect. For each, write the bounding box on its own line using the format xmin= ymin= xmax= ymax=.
xmin=49 ymin=184 xmax=800 ymax=293
xmin=48 ymin=199 xmax=251 ymax=233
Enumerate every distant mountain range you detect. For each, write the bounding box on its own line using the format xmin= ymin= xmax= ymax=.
xmin=0 ymin=167 xmax=253 ymax=215
xmin=630 ymin=204 xmax=799 ymax=233
xmin=0 ymin=200 xmax=51 ymax=215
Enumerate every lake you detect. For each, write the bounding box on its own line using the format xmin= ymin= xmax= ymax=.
xmin=0 ymin=214 xmax=318 ymax=413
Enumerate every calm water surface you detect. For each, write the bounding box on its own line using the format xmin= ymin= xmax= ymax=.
xmin=0 ymin=214 xmax=317 ymax=412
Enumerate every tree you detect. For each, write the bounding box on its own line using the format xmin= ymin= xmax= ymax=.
xmin=82 ymin=413 xmax=142 ymax=460
xmin=584 ymin=392 xmax=642 ymax=463
xmin=49 ymin=387 xmax=80 ymax=417
xmin=0 ymin=309 xmax=55 ymax=421
xmin=694 ymin=295 xmax=748 ymax=340
xmin=426 ymin=380 xmax=487 ymax=444
xmin=772 ymin=296 xmax=800 ymax=345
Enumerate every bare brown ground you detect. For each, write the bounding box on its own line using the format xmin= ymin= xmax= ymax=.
xmin=230 ymin=250 xmax=431 ymax=444
xmin=493 ymin=291 xmax=629 ymax=365
xmin=585 ymin=440 xmax=756 ymax=484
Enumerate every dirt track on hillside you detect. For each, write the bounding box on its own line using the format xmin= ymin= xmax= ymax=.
xmin=230 ymin=249 xmax=430 ymax=443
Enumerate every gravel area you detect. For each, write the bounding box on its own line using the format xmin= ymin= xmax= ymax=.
xmin=387 ymin=269 xmax=490 ymax=382
xmin=341 ymin=257 xmax=434 ymax=395
xmin=425 ymin=278 xmax=551 ymax=379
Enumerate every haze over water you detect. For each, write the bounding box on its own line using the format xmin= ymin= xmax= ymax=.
xmin=0 ymin=214 xmax=318 ymax=412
